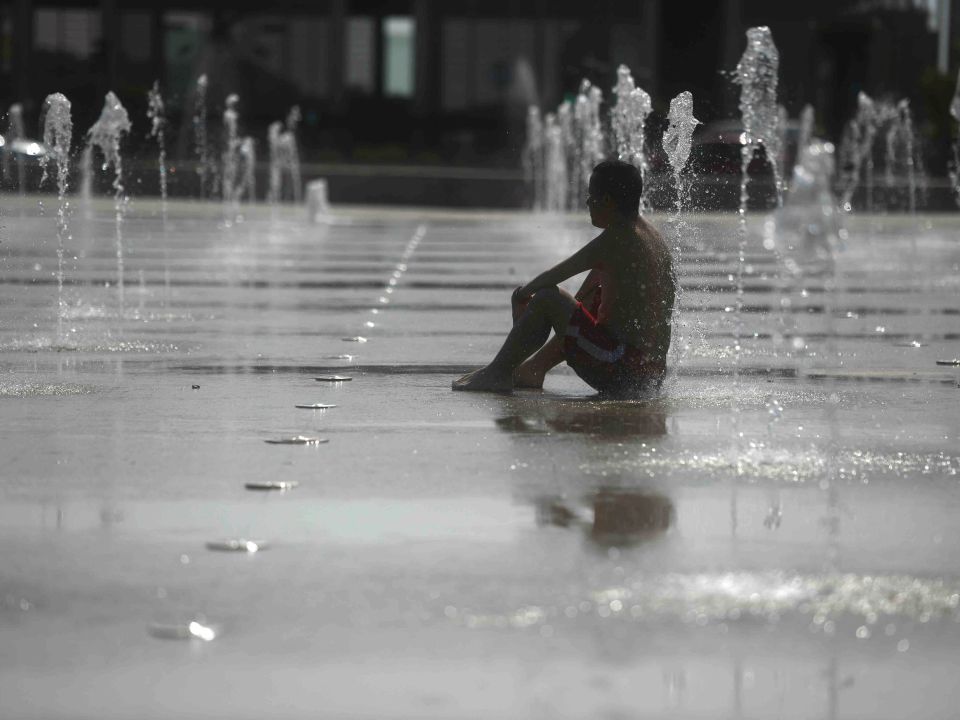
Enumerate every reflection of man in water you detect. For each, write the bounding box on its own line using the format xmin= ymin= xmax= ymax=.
xmin=453 ymin=160 xmax=675 ymax=396
xmin=536 ymin=490 xmax=674 ymax=548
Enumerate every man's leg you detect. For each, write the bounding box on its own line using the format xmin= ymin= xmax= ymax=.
xmin=514 ymin=334 xmax=564 ymax=389
xmin=453 ymin=287 xmax=577 ymax=392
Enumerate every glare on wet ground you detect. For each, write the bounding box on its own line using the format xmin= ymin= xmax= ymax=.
xmin=1 ymin=197 xmax=960 ymax=719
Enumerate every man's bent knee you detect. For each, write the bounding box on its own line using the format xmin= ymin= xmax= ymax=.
xmin=528 ymin=286 xmax=562 ymax=308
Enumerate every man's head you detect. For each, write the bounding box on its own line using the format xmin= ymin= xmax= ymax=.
xmin=587 ymin=160 xmax=643 ymax=227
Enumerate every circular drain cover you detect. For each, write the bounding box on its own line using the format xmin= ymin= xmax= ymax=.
xmin=264 ymin=436 xmax=328 ymax=445
xmin=206 ymin=539 xmax=266 ymax=553
xmin=148 ymin=620 xmax=219 ymax=642
xmin=245 ymin=480 xmax=299 ymax=491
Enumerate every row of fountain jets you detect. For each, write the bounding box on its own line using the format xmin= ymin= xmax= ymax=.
xmin=11 ymin=77 xmax=304 ymax=342
xmin=523 ymin=31 xmax=960 ymax=215
xmin=4 ymin=76 xmax=303 ymax=210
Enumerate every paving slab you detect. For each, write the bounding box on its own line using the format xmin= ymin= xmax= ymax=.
xmin=1 ymin=198 xmax=959 ymax=718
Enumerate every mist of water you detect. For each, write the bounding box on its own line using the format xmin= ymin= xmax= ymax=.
xmin=38 ymin=93 xmax=72 ymax=344
xmin=87 ymin=91 xmax=132 ymax=314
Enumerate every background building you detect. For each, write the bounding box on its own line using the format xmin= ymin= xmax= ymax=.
xmin=0 ymin=0 xmax=956 ymax=202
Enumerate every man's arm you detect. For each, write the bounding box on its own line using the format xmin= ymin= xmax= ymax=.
xmin=518 ymin=236 xmax=603 ymax=298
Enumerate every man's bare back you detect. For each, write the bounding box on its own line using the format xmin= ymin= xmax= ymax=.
xmin=589 ymin=216 xmax=675 ymax=365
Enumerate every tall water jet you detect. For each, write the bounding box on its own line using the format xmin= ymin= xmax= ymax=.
xmin=557 ymin=101 xmax=576 ymax=209
xmin=147 ymin=81 xmax=170 ymax=300
xmin=237 ymin=136 xmax=256 ymax=204
xmin=734 ymin=26 xmax=783 ymax=207
xmin=839 ymin=92 xmax=878 ymax=211
xmin=611 ymin=65 xmax=653 ymax=211
xmin=284 ymin=106 xmax=303 ymax=203
xmin=267 ymin=121 xmax=283 ymax=205
xmin=523 ymin=105 xmax=545 ymax=210
xmin=951 ymin=69 xmax=960 ymax=208
xmin=38 ymin=93 xmax=72 ymax=344
xmin=193 ymin=75 xmax=210 ymax=197
xmin=733 ymin=26 xmax=782 ymax=372
xmin=730 ymin=26 xmax=781 ymax=495
xmin=87 ymin=91 xmax=132 ymax=314
xmin=5 ymin=103 xmax=26 ymax=196
xmin=543 ymin=112 xmax=568 ymax=212
xmin=221 ymin=94 xmax=240 ymax=214
xmin=661 ymin=90 xmax=699 ymax=365
xmin=267 ymin=111 xmax=303 ymax=206
xmin=662 ymin=91 xmax=699 ymax=223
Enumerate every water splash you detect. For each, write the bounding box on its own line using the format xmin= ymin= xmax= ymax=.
xmin=193 ymin=75 xmax=210 ymax=197
xmin=611 ymin=65 xmax=653 ymax=212
xmin=38 ymin=93 xmax=72 ymax=344
xmin=87 ymin=91 xmax=132 ymax=314
xmin=147 ymin=81 xmax=170 ymax=301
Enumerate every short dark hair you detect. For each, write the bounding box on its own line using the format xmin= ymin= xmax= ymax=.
xmin=589 ymin=160 xmax=643 ymax=216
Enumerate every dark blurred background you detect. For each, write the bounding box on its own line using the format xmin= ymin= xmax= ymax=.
xmin=1 ymin=0 xmax=957 ymax=205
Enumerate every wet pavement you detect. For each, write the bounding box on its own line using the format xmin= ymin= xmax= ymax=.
xmin=1 ymin=197 xmax=959 ymax=718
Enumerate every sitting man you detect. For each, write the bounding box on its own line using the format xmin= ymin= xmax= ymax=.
xmin=453 ymin=159 xmax=675 ymax=396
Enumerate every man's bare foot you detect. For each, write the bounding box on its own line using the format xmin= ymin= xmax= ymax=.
xmin=513 ymin=363 xmax=544 ymax=390
xmin=452 ymin=366 xmax=514 ymax=393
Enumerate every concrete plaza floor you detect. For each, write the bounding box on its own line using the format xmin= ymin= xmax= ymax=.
xmin=1 ymin=197 xmax=959 ymax=718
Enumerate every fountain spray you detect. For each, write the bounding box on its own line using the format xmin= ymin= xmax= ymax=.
xmin=611 ymin=65 xmax=653 ymax=212
xmin=38 ymin=93 xmax=72 ymax=344
xmin=147 ymin=81 xmax=170 ymax=301
xmin=193 ymin=75 xmax=210 ymax=198
xmin=662 ymin=90 xmax=699 ymax=366
xmin=87 ymin=91 xmax=132 ymax=315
